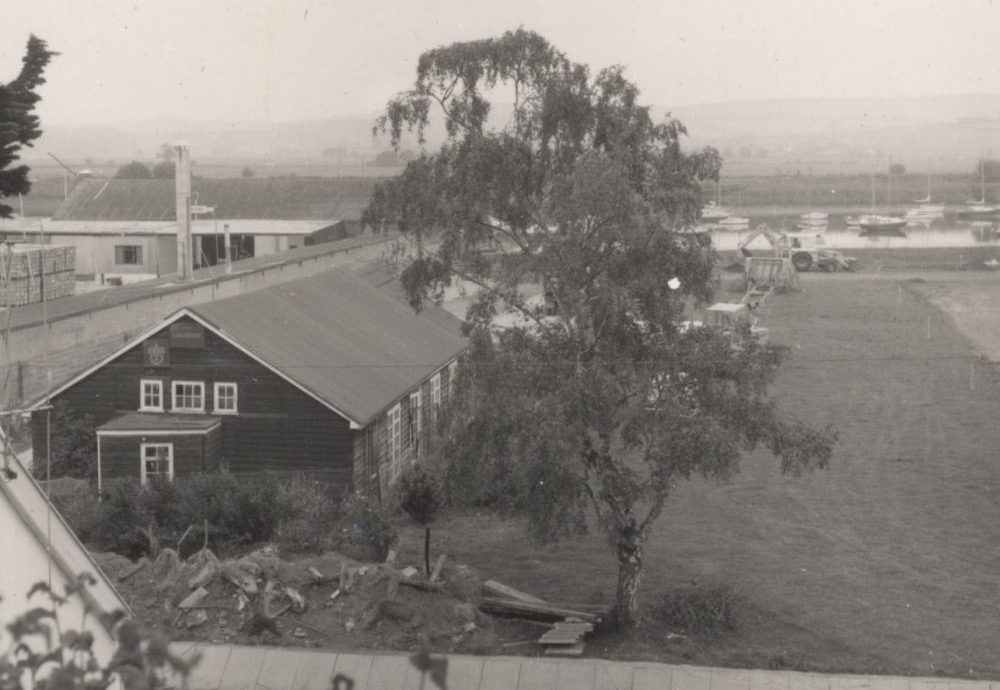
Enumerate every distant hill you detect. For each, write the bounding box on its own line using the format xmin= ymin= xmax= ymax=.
xmin=24 ymin=93 xmax=1000 ymax=176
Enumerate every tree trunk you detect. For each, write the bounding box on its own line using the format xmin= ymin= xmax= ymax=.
xmin=614 ymin=532 xmax=644 ymax=629
xmin=424 ymin=526 xmax=431 ymax=575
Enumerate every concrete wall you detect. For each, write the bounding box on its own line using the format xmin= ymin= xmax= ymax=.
xmin=0 ymin=234 xmax=396 ymax=409
xmin=16 ymin=233 xmax=177 ymax=277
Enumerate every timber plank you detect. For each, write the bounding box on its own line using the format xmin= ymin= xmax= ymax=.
xmin=482 ymin=579 xmax=547 ymax=604
xmin=556 ymin=661 xmax=597 ymax=690
xmin=287 ymin=649 xmax=340 ymax=690
xmin=217 ymin=645 xmax=265 ymax=690
xmin=593 ymin=662 xmax=633 ymax=690
xmin=479 ymin=657 xmax=522 ymax=690
xmin=480 ymin=597 xmax=601 ymax=623
xmin=330 ymin=654 xmax=374 ymax=690
xmin=364 ymin=654 xmax=413 ymax=690
xmin=517 ymin=659 xmax=561 ymax=690
xmin=254 ymin=648 xmax=314 ymax=690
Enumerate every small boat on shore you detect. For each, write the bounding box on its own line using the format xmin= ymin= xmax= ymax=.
xmin=858 ymin=160 xmax=906 ymax=233
xmin=701 ymin=201 xmax=731 ymax=222
xmin=858 ymin=214 xmax=908 ymax=233
xmin=957 ymin=159 xmax=1000 ymax=219
xmin=717 ymin=216 xmax=750 ymax=229
xmin=800 ymin=211 xmax=829 ymax=226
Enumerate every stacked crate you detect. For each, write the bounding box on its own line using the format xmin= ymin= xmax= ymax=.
xmin=0 ymin=244 xmax=76 ymax=306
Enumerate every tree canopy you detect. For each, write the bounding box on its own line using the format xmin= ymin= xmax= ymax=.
xmin=0 ymin=35 xmax=57 ymax=218
xmin=364 ymin=28 xmax=834 ymax=627
xmin=114 ymin=160 xmax=153 ymax=179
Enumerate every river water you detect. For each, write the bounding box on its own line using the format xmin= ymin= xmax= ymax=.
xmin=708 ymin=213 xmax=1000 ymax=251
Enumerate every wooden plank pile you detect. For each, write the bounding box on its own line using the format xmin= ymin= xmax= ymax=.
xmin=477 ymin=579 xmax=603 ymax=657
xmin=539 ymin=617 xmax=594 ymax=657
xmin=0 ymin=244 xmax=76 ymax=306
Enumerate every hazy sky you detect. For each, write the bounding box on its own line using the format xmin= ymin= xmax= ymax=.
xmin=2 ymin=0 xmax=999 ymax=126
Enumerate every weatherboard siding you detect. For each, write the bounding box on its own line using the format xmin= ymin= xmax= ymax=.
xmin=99 ymin=432 xmax=216 ymax=480
xmin=33 ymin=316 xmax=355 ymax=484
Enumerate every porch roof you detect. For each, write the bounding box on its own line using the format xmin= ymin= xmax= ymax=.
xmin=97 ymin=412 xmax=222 ymax=434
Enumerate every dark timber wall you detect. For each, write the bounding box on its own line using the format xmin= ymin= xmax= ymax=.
xmin=34 ymin=316 xmax=355 ymax=486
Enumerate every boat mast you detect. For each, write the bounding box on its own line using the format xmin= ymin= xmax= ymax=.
xmin=981 ymin=156 xmax=986 ymax=204
xmin=870 ymin=168 xmax=876 ymax=215
xmin=888 ymin=156 xmax=893 ymax=213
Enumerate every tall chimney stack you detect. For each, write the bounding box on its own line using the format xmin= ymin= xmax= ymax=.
xmin=174 ymin=143 xmax=193 ymax=281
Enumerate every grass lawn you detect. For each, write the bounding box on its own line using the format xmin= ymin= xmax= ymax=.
xmin=399 ymin=271 xmax=1000 ymax=678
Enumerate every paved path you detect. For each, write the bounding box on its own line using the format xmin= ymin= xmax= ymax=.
xmin=166 ymin=643 xmax=993 ymax=690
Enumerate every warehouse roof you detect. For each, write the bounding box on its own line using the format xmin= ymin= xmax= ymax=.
xmin=53 ymin=176 xmax=382 ymax=222
xmin=39 ymin=268 xmax=467 ymax=427
xmin=0 ymin=219 xmax=336 ymax=237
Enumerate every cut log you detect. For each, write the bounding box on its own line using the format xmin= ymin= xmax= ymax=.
xmin=430 ymin=554 xmax=447 ymax=583
xmin=481 ymin=580 xmax=547 ymax=604
xmin=307 ymin=566 xmax=324 ymax=581
xmin=178 ymin=587 xmax=209 ymax=609
xmin=479 ymin=597 xmax=601 ymax=624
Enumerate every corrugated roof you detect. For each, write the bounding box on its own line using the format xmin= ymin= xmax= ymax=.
xmin=0 ymin=219 xmax=335 ymax=236
xmin=54 ymin=177 xmax=382 ymax=222
xmin=187 ymin=270 xmax=467 ymax=425
xmin=98 ymin=412 xmax=222 ymax=432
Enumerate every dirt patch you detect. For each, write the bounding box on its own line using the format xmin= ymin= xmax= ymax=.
xmin=99 ymin=545 xmax=520 ymax=656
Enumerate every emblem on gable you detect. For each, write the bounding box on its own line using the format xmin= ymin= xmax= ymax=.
xmin=143 ymin=339 xmax=169 ymax=367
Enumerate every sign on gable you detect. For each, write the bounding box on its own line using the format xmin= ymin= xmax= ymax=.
xmin=169 ymin=322 xmax=205 ymax=349
xmin=142 ymin=338 xmax=170 ymax=367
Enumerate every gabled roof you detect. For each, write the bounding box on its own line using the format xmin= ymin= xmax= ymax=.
xmin=54 ymin=176 xmax=382 ymax=222
xmin=38 ymin=269 xmax=467 ymax=427
xmin=187 ymin=271 xmax=467 ymax=424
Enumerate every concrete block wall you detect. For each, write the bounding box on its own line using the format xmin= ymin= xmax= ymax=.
xmin=0 ymin=235 xmax=397 ymax=409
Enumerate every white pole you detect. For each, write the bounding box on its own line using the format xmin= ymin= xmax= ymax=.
xmin=224 ymin=223 xmax=232 ymax=274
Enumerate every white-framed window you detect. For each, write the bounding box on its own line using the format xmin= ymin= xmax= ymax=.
xmin=171 ymin=380 xmax=205 ymax=413
xmin=214 ymin=382 xmax=238 ymax=414
xmin=447 ymin=360 xmax=458 ymax=397
xmin=430 ymin=373 xmax=441 ymax=408
xmin=409 ymin=390 xmax=422 ymax=444
xmin=387 ymin=404 xmax=402 ymax=483
xmin=139 ymin=379 xmax=164 ymax=412
xmin=140 ymin=443 xmax=173 ymax=484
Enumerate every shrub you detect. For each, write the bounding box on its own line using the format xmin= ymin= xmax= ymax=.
xmin=94 ymin=478 xmax=152 ymax=559
xmin=337 ymin=492 xmax=397 ymax=561
xmin=44 ymin=401 xmax=98 ymax=480
xmin=276 ymin=474 xmax=341 ymax=554
xmin=652 ymin=584 xmax=740 ymax=637
xmin=235 ymin=475 xmax=281 ymax=543
xmin=396 ymin=464 xmax=442 ymax=525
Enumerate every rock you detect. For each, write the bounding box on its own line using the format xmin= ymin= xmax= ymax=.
xmin=293 ymin=627 xmax=308 ymax=638
xmin=221 ymin=562 xmax=258 ymax=594
xmin=345 ymin=618 xmax=356 ymax=632
xmin=400 ymin=566 xmax=419 ymax=579
xmin=188 ymin=561 xmax=220 ymax=590
xmin=284 ymin=587 xmax=307 ymax=614
xmin=453 ymin=602 xmax=478 ymax=624
xmin=463 ymin=621 xmax=477 ymax=633
xmin=152 ymin=549 xmax=182 ymax=584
